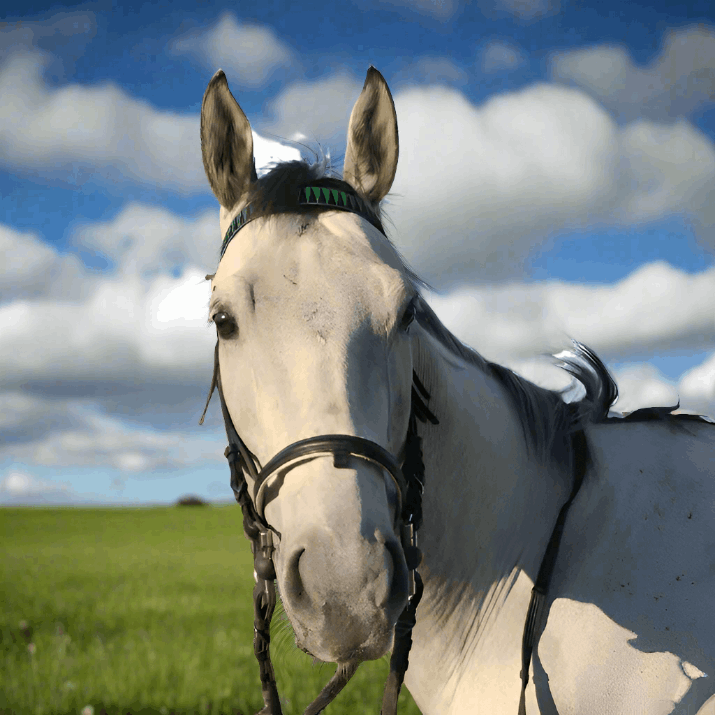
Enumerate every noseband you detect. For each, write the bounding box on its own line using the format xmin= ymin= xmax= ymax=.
xmin=200 ymin=182 xmax=439 ymax=715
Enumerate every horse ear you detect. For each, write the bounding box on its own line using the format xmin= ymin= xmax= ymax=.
xmin=200 ymin=70 xmax=255 ymax=210
xmin=343 ymin=66 xmax=399 ymax=203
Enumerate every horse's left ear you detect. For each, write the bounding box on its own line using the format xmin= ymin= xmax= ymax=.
xmin=343 ymin=66 xmax=399 ymax=203
xmin=200 ymin=70 xmax=255 ymax=211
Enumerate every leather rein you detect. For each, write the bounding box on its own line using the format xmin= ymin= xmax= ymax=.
xmin=200 ymin=181 xmax=588 ymax=714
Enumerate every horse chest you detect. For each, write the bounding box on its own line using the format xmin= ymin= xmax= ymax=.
xmin=536 ymin=599 xmax=712 ymax=715
xmin=530 ymin=428 xmax=715 ymax=714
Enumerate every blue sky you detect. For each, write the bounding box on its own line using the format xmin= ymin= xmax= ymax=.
xmin=1 ymin=0 xmax=713 ymax=505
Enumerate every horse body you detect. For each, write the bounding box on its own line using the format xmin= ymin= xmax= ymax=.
xmin=404 ymin=325 xmax=715 ymax=714
xmin=199 ymin=66 xmax=715 ymax=714
xmin=535 ymin=419 xmax=715 ymax=715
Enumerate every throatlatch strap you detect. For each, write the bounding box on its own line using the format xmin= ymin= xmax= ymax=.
xmin=517 ymin=429 xmax=588 ymax=715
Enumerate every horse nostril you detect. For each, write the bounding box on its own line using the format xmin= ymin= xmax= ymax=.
xmin=284 ymin=547 xmax=306 ymax=602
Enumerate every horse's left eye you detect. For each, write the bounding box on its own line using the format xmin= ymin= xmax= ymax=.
xmin=400 ymin=300 xmax=416 ymax=332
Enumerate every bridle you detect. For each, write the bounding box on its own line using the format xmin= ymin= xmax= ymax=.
xmin=199 ymin=179 xmax=588 ymax=715
xmin=200 ymin=180 xmax=439 ymax=715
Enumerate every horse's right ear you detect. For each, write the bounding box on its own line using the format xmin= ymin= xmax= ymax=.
xmin=200 ymin=70 xmax=255 ymax=210
xmin=343 ymin=66 xmax=398 ymax=203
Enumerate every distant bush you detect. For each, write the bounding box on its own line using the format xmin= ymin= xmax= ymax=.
xmin=176 ymin=495 xmax=208 ymax=506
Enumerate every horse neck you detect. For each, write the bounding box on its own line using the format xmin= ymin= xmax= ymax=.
xmin=405 ymin=327 xmax=571 ymax=711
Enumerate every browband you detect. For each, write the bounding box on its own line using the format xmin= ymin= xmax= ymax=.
xmin=220 ymin=184 xmax=385 ymax=259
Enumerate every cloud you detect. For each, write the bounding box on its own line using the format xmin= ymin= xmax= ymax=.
xmin=261 ymin=71 xmax=364 ymax=149
xmin=0 ymin=469 xmax=70 ymax=496
xmin=504 ymin=354 xmax=714 ymax=417
xmin=605 ymin=363 xmax=680 ymax=414
xmin=11 ymin=406 xmax=221 ymax=472
xmin=381 ymin=82 xmax=715 ymax=287
xmin=0 ymin=468 xmax=142 ymax=506
xmin=616 ymin=118 xmax=715 ymax=235
xmin=70 ymin=203 xmax=219 ymax=277
xmin=4 ymin=42 xmax=715 ymax=273
xmin=0 ymin=224 xmax=95 ymax=301
xmin=0 ymin=270 xmax=215 ymax=393
xmin=0 ymin=49 xmax=202 ymax=192
xmin=422 ymin=261 xmax=715 ymax=364
xmin=390 ymin=57 xmax=469 ymax=87
xmin=0 ymin=48 xmax=299 ymax=193
xmin=679 ymin=352 xmax=715 ymax=417
xmin=168 ymin=12 xmax=299 ymax=88
xmin=0 ymin=389 xmax=224 ymax=475
xmin=481 ymin=40 xmax=526 ymax=72
xmin=0 ymin=469 xmax=96 ymax=506
xmin=0 ymin=10 xmax=97 ymax=79
xmin=387 ymin=82 xmax=619 ymax=284
xmin=549 ymin=25 xmax=715 ymax=122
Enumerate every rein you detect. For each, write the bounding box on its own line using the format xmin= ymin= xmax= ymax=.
xmin=200 ymin=180 xmax=588 ymax=714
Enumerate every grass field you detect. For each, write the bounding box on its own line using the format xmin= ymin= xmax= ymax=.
xmin=0 ymin=505 xmax=422 ymax=715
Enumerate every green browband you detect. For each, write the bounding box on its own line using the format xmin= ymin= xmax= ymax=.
xmin=219 ymin=185 xmax=383 ymax=260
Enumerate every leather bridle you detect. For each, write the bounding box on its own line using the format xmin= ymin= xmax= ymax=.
xmin=201 ymin=341 xmax=438 ymax=715
xmin=199 ymin=180 xmax=587 ymax=715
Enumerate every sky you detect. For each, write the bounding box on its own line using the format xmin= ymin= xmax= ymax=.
xmin=1 ymin=0 xmax=714 ymax=506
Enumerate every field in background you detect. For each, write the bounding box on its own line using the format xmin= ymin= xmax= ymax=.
xmin=0 ymin=506 xmax=421 ymax=715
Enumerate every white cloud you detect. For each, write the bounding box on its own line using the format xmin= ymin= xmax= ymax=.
xmin=679 ymin=352 xmax=715 ymax=417
xmin=422 ymin=261 xmax=715 ymax=364
xmin=168 ymin=12 xmax=298 ymax=88
xmin=0 ymin=468 xmax=144 ymax=506
xmin=70 ymin=204 xmax=219 ymax=277
xmin=262 ymin=71 xmax=364 ymax=149
xmin=0 ymin=46 xmax=304 ymax=192
xmin=1 ymin=397 xmax=223 ymax=473
xmin=0 ymin=10 xmax=96 ymax=78
xmin=616 ymin=118 xmax=715 ymax=234
xmin=388 ymin=82 xmax=620 ymax=284
xmin=0 ymin=266 xmax=215 ymax=391
xmin=0 ymin=49 xmax=202 ymax=192
xmin=379 ymin=81 xmax=715 ymax=286
xmin=28 ymin=410 xmax=219 ymax=471
xmin=504 ymin=355 xmax=713 ymax=417
xmin=549 ymin=25 xmax=715 ymax=121
xmin=0 ymin=470 xmax=70 ymax=495
xmin=606 ymin=363 xmax=680 ymax=414
xmin=481 ymin=40 xmax=526 ymax=73
xmin=0 ymin=11 xmax=94 ymax=52
xmin=0 ymin=224 xmax=94 ymax=301
xmin=391 ymin=57 xmax=469 ymax=87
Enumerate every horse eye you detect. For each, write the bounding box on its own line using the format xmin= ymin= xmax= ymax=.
xmin=212 ymin=311 xmax=238 ymax=339
xmin=400 ymin=300 xmax=416 ymax=332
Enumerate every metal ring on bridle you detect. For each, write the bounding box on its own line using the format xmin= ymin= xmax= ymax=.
xmin=253 ymin=435 xmax=406 ymax=522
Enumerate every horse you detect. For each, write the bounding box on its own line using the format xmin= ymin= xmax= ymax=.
xmin=199 ymin=66 xmax=715 ymax=714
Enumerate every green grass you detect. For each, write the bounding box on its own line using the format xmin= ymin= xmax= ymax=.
xmin=0 ymin=506 xmax=421 ymax=715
